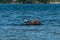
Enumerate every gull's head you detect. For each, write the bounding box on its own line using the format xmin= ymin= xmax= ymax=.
xmin=24 ymin=19 xmax=28 ymax=22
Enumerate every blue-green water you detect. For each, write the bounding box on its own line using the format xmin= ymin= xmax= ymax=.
xmin=0 ymin=4 xmax=60 ymax=40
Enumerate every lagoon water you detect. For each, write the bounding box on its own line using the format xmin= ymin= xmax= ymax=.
xmin=0 ymin=4 xmax=60 ymax=40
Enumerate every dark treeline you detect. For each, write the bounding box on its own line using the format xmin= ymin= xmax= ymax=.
xmin=0 ymin=0 xmax=59 ymax=4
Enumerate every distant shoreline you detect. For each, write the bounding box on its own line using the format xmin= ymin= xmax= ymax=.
xmin=0 ymin=2 xmax=60 ymax=4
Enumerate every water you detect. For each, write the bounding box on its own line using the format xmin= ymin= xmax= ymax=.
xmin=0 ymin=4 xmax=60 ymax=40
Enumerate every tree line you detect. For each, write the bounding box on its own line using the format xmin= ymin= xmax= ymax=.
xmin=0 ymin=0 xmax=59 ymax=4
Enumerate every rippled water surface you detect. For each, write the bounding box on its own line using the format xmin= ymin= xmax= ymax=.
xmin=0 ymin=4 xmax=60 ymax=40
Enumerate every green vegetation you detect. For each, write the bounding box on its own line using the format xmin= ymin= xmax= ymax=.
xmin=0 ymin=0 xmax=12 ymax=3
xmin=0 ymin=0 xmax=60 ymax=3
xmin=50 ymin=0 xmax=60 ymax=2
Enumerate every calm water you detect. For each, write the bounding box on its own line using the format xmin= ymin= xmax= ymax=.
xmin=0 ymin=4 xmax=60 ymax=40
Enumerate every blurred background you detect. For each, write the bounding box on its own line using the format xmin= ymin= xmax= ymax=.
xmin=0 ymin=0 xmax=60 ymax=4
